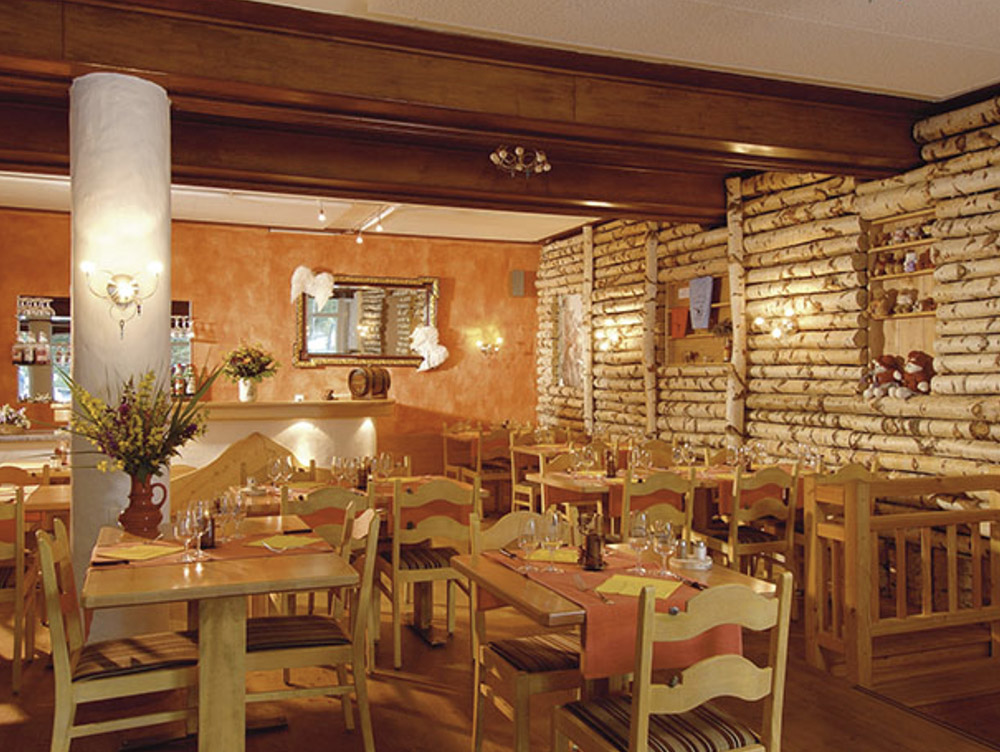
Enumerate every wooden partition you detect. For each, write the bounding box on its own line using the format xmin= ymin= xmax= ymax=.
xmin=804 ymin=466 xmax=1000 ymax=686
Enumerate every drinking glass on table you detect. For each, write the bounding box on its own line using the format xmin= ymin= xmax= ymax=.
xmin=188 ymin=501 xmax=210 ymax=560
xmin=651 ymin=519 xmax=676 ymax=577
xmin=541 ymin=507 xmax=565 ymax=573
xmin=175 ymin=510 xmax=199 ymax=562
xmin=517 ymin=516 xmax=539 ymax=572
xmin=628 ymin=510 xmax=650 ymax=575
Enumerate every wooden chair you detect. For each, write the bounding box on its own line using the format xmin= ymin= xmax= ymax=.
xmin=701 ymin=466 xmax=799 ymax=577
xmin=376 ymin=477 xmax=479 ymax=669
xmin=553 ymin=571 xmax=793 ymax=752
xmin=0 ymin=464 xmax=49 ymax=486
xmin=621 ymin=468 xmax=696 ymax=541
xmin=443 ymin=421 xmax=478 ymax=479
xmin=510 ymin=431 xmax=541 ymax=513
xmin=0 ymin=486 xmax=37 ymax=693
xmin=462 ymin=426 xmax=512 ymax=515
xmin=36 ymin=519 xmax=199 ymax=752
xmin=469 ymin=511 xmax=581 ymax=752
xmin=245 ymin=509 xmax=380 ymax=752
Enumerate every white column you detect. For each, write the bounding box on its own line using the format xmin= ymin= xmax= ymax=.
xmin=70 ymin=72 xmax=172 ymax=640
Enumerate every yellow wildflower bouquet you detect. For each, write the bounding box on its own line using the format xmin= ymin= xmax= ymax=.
xmin=66 ymin=368 xmax=219 ymax=482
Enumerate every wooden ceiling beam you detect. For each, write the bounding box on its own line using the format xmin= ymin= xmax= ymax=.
xmin=0 ymin=0 xmax=930 ymax=222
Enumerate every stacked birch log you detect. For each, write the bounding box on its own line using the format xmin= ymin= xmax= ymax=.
xmin=591 ymin=220 xmax=658 ymax=438
xmin=535 ymin=232 xmax=587 ymax=431
xmin=739 ymin=172 xmax=871 ymax=464
xmin=657 ymin=223 xmax=729 ymax=448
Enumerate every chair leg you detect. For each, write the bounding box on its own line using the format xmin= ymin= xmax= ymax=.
xmin=12 ymin=589 xmax=23 ymax=694
xmin=353 ymin=645 xmax=375 ymax=752
xmin=446 ymin=580 xmax=456 ymax=635
xmin=337 ymin=664 xmax=355 ymax=730
xmin=471 ymin=656 xmax=486 ymax=752
xmin=393 ymin=585 xmax=403 ymax=670
xmin=50 ymin=694 xmax=74 ymax=752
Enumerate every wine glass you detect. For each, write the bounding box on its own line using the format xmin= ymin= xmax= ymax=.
xmin=268 ymin=457 xmax=283 ymax=486
xmin=175 ymin=510 xmax=198 ymax=562
xmin=651 ymin=519 xmax=676 ymax=577
xmin=628 ymin=510 xmax=649 ymax=575
xmin=517 ymin=516 xmax=539 ymax=572
xmin=541 ymin=507 xmax=565 ymax=573
xmin=231 ymin=491 xmax=249 ymax=539
xmin=188 ymin=501 xmax=210 ymax=560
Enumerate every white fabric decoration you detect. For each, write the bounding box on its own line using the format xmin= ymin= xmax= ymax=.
xmin=290 ymin=265 xmax=335 ymax=310
xmin=410 ymin=325 xmax=449 ymax=372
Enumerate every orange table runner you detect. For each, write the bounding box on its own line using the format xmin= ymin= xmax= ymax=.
xmin=485 ymin=549 xmax=740 ymax=679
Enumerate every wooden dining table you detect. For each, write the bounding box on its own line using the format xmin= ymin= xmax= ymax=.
xmin=80 ymin=517 xmax=358 ymax=752
xmin=452 ymin=545 xmax=773 ymax=680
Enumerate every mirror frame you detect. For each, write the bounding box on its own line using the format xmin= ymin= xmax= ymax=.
xmin=293 ymin=274 xmax=440 ymax=367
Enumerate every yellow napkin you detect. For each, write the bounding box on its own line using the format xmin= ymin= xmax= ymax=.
xmin=596 ymin=574 xmax=683 ymax=599
xmin=248 ymin=535 xmax=323 ymax=551
xmin=97 ymin=543 xmax=185 ymax=562
xmin=528 ymin=548 xmax=580 ymax=563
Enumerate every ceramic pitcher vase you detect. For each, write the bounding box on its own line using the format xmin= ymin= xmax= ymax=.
xmin=119 ymin=474 xmax=168 ymax=538
xmin=238 ymin=378 xmax=257 ymax=402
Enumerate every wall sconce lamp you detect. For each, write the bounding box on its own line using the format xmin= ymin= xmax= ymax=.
xmin=476 ymin=336 xmax=503 ymax=355
xmin=753 ymin=303 xmax=797 ymax=340
xmin=594 ymin=327 xmax=621 ymax=352
xmin=81 ymin=260 xmax=162 ymax=338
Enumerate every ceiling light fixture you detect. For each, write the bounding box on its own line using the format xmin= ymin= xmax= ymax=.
xmin=490 ymin=145 xmax=552 ymax=177
xmin=355 ymin=233 xmax=364 ymax=245
xmin=359 ymin=205 xmax=397 ymax=233
xmin=317 ymin=201 xmax=326 ymax=223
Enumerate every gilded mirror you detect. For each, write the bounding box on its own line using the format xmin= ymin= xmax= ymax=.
xmin=294 ymin=275 xmax=439 ymax=367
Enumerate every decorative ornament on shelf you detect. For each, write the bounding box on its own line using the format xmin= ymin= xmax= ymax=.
xmin=410 ymin=325 xmax=449 ymax=372
xmin=489 ymin=145 xmax=552 ymax=178
xmin=80 ymin=260 xmax=163 ymax=338
xmin=222 ymin=343 xmax=279 ymax=402
xmin=64 ymin=368 xmax=220 ymax=538
xmin=290 ymin=266 xmax=335 ymax=309
xmin=0 ymin=403 xmax=30 ymax=435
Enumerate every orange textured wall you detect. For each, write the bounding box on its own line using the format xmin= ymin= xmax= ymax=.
xmin=1 ymin=209 xmax=540 ymax=471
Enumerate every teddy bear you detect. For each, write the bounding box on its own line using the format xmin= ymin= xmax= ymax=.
xmin=871 ymin=253 xmax=888 ymax=278
xmin=869 ymin=288 xmax=897 ymax=318
xmin=917 ymin=248 xmax=933 ymax=271
xmin=863 ymin=354 xmax=903 ymax=400
xmin=889 ymin=350 xmax=934 ymax=399
xmin=918 ymin=296 xmax=936 ymax=312
xmin=893 ymin=288 xmax=917 ymax=315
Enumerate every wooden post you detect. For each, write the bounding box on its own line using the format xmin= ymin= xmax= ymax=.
xmin=725 ymin=177 xmax=747 ymax=447
xmin=643 ymin=231 xmax=658 ymax=437
xmin=582 ymin=226 xmax=594 ymax=435
xmin=843 ymin=475 xmax=874 ymax=687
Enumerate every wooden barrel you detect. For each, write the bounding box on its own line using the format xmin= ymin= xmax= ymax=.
xmin=348 ymin=366 xmax=391 ymax=399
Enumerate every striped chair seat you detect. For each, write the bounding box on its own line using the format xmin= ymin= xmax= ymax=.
xmin=247 ymin=614 xmax=349 ymax=651
xmin=73 ymin=631 xmax=198 ymax=681
xmin=705 ymin=523 xmax=779 ymax=545
xmin=381 ymin=545 xmax=459 ymax=570
xmin=565 ymin=696 xmax=759 ymax=752
xmin=490 ymin=632 xmax=580 ymax=673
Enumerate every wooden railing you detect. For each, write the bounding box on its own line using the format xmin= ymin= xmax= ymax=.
xmin=804 ymin=466 xmax=1000 ymax=686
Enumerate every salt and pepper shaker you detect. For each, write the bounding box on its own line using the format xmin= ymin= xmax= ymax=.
xmin=675 ymin=539 xmax=689 ymax=560
xmin=693 ymin=539 xmax=707 ymax=561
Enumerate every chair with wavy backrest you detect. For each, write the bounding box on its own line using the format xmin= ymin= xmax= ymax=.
xmin=701 ymin=465 xmax=799 ymax=577
xmin=0 ymin=464 xmax=49 ymax=486
xmin=553 ymin=572 xmax=792 ymax=752
xmin=170 ymin=432 xmax=297 ymax=519
xmin=621 ymin=468 xmax=696 ymax=542
xmin=539 ymin=453 xmax=603 ymax=519
xmin=0 ymin=486 xmax=37 ymax=693
xmin=37 ymin=519 xmax=199 ymax=752
xmin=245 ymin=509 xmax=380 ymax=752
xmin=376 ymin=476 xmax=479 ymax=669
xmin=469 ymin=511 xmax=582 ymax=752
xmin=510 ymin=431 xmax=541 ymax=513
xmin=462 ymin=426 xmax=512 ymax=515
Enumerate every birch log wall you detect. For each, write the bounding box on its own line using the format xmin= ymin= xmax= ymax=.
xmin=536 ymin=94 xmax=1000 ymax=475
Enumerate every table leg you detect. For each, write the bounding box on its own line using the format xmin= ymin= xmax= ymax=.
xmin=199 ymin=595 xmax=247 ymax=752
xmin=409 ymin=581 xmax=446 ymax=646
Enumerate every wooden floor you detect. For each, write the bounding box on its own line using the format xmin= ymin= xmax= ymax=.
xmin=0 ymin=591 xmax=998 ymax=751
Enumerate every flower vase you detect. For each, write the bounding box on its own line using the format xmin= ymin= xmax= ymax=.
xmin=119 ymin=475 xmax=168 ymax=539
xmin=238 ymin=378 xmax=257 ymax=402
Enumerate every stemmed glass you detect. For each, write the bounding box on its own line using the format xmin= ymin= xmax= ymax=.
xmin=541 ymin=507 xmax=565 ymax=573
xmin=517 ymin=516 xmax=539 ymax=573
xmin=628 ymin=510 xmax=649 ymax=575
xmin=268 ymin=457 xmax=283 ymax=487
xmin=175 ymin=508 xmax=202 ymax=562
xmin=188 ymin=501 xmax=210 ymax=560
xmin=651 ymin=519 xmax=676 ymax=577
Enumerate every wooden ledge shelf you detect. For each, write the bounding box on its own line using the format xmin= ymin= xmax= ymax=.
xmin=868 ymin=238 xmax=935 ymax=253
xmin=870 ymin=310 xmax=936 ymax=321
xmin=203 ymin=400 xmax=395 ymax=421
xmin=871 ymin=268 xmax=935 ymax=281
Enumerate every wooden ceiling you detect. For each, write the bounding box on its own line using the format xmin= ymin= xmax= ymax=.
xmin=0 ymin=0 xmax=934 ymax=224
